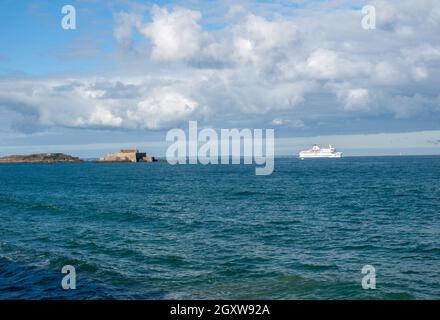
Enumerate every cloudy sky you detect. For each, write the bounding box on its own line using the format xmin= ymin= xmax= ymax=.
xmin=1 ymin=0 xmax=440 ymax=157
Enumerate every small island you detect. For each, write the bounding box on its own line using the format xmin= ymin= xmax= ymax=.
xmin=0 ymin=153 xmax=83 ymax=163
xmin=98 ymin=149 xmax=157 ymax=163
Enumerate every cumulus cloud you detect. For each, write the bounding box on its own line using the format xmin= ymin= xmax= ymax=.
xmin=0 ymin=78 xmax=200 ymax=131
xmin=340 ymin=88 xmax=370 ymax=111
xmin=138 ymin=6 xmax=204 ymax=61
xmin=298 ymin=49 xmax=370 ymax=80
xmin=2 ymin=0 xmax=440 ymax=136
xmin=129 ymin=88 xmax=198 ymax=129
xmin=232 ymin=13 xmax=298 ymax=64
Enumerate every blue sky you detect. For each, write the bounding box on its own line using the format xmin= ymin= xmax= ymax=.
xmin=0 ymin=0 xmax=116 ymax=75
xmin=1 ymin=0 xmax=440 ymax=157
xmin=0 ymin=0 xmax=312 ymax=76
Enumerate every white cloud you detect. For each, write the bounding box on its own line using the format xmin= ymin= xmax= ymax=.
xmin=80 ymin=106 xmax=123 ymax=127
xmin=271 ymin=118 xmax=306 ymax=128
xmin=341 ymin=88 xmax=370 ymax=111
xmin=2 ymin=0 xmax=440 ymax=137
xmin=299 ymin=49 xmax=370 ymax=80
xmin=128 ymin=88 xmax=199 ymax=129
xmin=0 ymin=78 xmax=199 ymax=131
xmin=138 ymin=6 xmax=204 ymax=61
xmin=232 ymin=13 xmax=297 ymax=64
xmin=412 ymin=67 xmax=428 ymax=82
xmin=303 ymin=49 xmax=340 ymax=79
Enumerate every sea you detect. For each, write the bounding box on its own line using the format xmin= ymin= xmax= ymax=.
xmin=0 ymin=156 xmax=439 ymax=299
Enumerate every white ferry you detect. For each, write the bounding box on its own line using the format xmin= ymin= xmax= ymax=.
xmin=299 ymin=145 xmax=342 ymax=159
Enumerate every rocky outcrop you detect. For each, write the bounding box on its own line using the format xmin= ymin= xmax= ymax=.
xmin=0 ymin=153 xmax=83 ymax=163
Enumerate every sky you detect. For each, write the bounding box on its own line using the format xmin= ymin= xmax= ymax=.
xmin=1 ymin=0 xmax=440 ymax=157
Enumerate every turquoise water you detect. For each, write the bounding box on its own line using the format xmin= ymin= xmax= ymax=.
xmin=0 ymin=157 xmax=439 ymax=299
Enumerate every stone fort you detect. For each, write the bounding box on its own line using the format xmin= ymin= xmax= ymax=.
xmin=99 ymin=149 xmax=156 ymax=162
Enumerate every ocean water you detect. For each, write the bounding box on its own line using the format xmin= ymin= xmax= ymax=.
xmin=0 ymin=156 xmax=439 ymax=300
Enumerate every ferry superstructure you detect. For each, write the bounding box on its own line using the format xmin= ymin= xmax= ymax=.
xmin=299 ymin=145 xmax=342 ymax=159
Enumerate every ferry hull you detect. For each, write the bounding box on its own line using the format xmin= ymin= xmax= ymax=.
xmin=299 ymin=152 xmax=343 ymax=159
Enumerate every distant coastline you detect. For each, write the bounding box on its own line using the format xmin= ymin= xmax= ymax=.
xmin=1 ymin=152 xmax=439 ymax=164
xmin=0 ymin=153 xmax=82 ymax=163
xmin=0 ymin=149 xmax=159 ymax=164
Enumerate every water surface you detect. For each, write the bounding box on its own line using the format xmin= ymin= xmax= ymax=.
xmin=0 ymin=157 xmax=439 ymax=299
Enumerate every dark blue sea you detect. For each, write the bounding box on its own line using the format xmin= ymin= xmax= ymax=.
xmin=0 ymin=157 xmax=439 ymax=299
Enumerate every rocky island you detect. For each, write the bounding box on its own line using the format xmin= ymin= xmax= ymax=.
xmin=0 ymin=153 xmax=83 ymax=163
